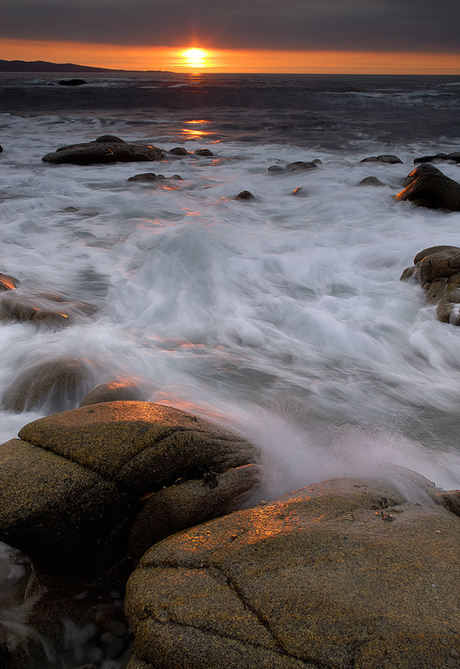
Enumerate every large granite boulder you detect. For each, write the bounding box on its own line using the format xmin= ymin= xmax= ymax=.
xmin=125 ymin=477 xmax=460 ymax=669
xmin=42 ymin=135 xmax=164 ymax=165
xmin=395 ymin=167 xmax=460 ymax=211
xmin=79 ymin=380 xmax=145 ymax=407
xmin=400 ymin=245 xmax=460 ymax=325
xmin=0 ymin=402 xmax=261 ymax=585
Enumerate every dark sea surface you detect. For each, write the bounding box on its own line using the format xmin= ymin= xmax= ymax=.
xmin=1 ymin=72 xmax=460 ymax=666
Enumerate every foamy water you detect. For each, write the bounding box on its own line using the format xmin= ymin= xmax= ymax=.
xmin=1 ymin=107 xmax=460 ymax=497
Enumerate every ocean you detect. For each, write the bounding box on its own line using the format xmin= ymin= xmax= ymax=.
xmin=1 ymin=71 xmax=460 ymax=666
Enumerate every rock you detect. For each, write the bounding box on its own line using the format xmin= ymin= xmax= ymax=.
xmin=434 ymin=490 xmax=460 ymax=517
xmin=42 ymin=136 xmax=163 ymax=165
xmin=0 ymin=290 xmax=97 ymax=327
xmin=291 ymin=186 xmax=306 ymax=196
xmin=400 ymin=246 xmax=460 ymax=325
xmin=0 ymin=145 xmax=3 ymax=153
xmin=2 ymin=356 xmax=97 ymax=413
xmin=395 ymin=169 xmax=460 ymax=211
xmin=357 ymin=176 xmax=385 ymax=187
xmin=128 ymin=173 xmax=182 ymax=183
xmin=79 ymin=381 xmax=145 ymax=407
xmin=402 ymin=163 xmax=444 ymax=186
xmin=360 ymin=154 xmax=403 ymax=164
xmin=286 ymin=160 xmax=317 ymax=172
xmin=169 ymin=147 xmax=189 ymax=156
xmin=235 ymin=190 xmax=254 ymax=201
xmin=414 ymin=151 xmax=460 ymax=165
xmin=58 ymin=79 xmax=87 ymax=86
xmin=125 ymin=477 xmax=460 ymax=669
xmin=267 ymin=165 xmax=283 ymax=173
xmin=0 ymin=402 xmax=261 ymax=584
xmin=0 ymin=272 xmax=19 ymax=291
xmin=194 ymin=148 xmax=214 ymax=157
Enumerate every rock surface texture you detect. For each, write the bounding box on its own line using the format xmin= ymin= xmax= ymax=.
xmin=42 ymin=135 xmax=163 ymax=165
xmin=125 ymin=477 xmax=460 ymax=669
xmin=0 ymin=402 xmax=261 ymax=585
xmin=400 ymin=245 xmax=460 ymax=324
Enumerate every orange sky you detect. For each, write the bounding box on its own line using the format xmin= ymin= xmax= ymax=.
xmin=2 ymin=39 xmax=460 ymax=74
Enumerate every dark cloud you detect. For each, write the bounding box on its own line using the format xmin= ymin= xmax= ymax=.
xmin=2 ymin=0 xmax=459 ymax=53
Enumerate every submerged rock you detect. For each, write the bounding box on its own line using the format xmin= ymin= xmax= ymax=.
xmin=169 ymin=147 xmax=189 ymax=156
xmin=0 ymin=272 xmax=19 ymax=291
xmin=79 ymin=380 xmax=145 ymax=407
xmin=194 ymin=148 xmax=214 ymax=157
xmin=125 ymin=477 xmax=460 ymax=669
xmin=0 ymin=402 xmax=261 ymax=584
xmin=357 ymin=176 xmax=385 ymax=187
xmin=395 ymin=167 xmax=460 ymax=211
xmin=2 ymin=356 xmax=97 ymax=413
xmin=414 ymin=151 xmax=460 ymax=165
xmin=0 ymin=290 xmax=97 ymax=327
xmin=360 ymin=154 xmax=403 ymax=164
xmin=58 ymin=79 xmax=87 ymax=86
xmin=400 ymin=245 xmax=460 ymax=325
xmin=235 ymin=190 xmax=255 ymax=200
xmin=42 ymin=136 xmax=163 ymax=165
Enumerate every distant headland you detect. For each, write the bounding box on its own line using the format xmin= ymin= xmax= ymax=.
xmin=0 ymin=60 xmax=167 ymax=73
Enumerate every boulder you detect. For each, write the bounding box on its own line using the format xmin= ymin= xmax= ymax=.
xmin=0 ymin=290 xmax=97 ymax=327
xmin=360 ymin=154 xmax=402 ymax=164
xmin=414 ymin=151 xmax=460 ymax=165
xmin=286 ymin=160 xmax=317 ymax=172
xmin=194 ymin=149 xmax=214 ymax=157
xmin=357 ymin=176 xmax=385 ymax=187
xmin=127 ymin=173 xmax=183 ymax=183
xmin=235 ymin=190 xmax=255 ymax=201
xmin=400 ymin=246 xmax=460 ymax=325
xmin=42 ymin=136 xmax=163 ymax=165
xmin=169 ymin=147 xmax=189 ymax=156
xmin=395 ymin=169 xmax=460 ymax=211
xmin=2 ymin=356 xmax=97 ymax=413
xmin=402 ymin=163 xmax=444 ymax=186
xmin=79 ymin=380 xmax=145 ymax=407
xmin=58 ymin=79 xmax=87 ymax=86
xmin=125 ymin=477 xmax=460 ymax=669
xmin=0 ymin=402 xmax=261 ymax=584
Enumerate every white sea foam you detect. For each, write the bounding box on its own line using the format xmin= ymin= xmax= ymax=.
xmin=2 ymin=111 xmax=460 ymax=500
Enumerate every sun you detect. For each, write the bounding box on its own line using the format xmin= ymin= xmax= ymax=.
xmin=182 ymin=48 xmax=208 ymax=68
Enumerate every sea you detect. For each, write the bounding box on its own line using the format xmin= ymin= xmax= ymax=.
xmin=1 ymin=71 xmax=460 ymax=666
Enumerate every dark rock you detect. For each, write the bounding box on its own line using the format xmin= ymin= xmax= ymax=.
xmin=79 ymin=381 xmax=145 ymax=407
xmin=291 ymin=186 xmax=306 ymax=196
xmin=395 ymin=171 xmax=460 ymax=211
xmin=128 ymin=173 xmax=159 ymax=182
xmin=286 ymin=160 xmax=317 ymax=172
xmin=194 ymin=148 xmax=214 ymax=157
xmin=58 ymin=79 xmax=87 ymax=86
xmin=2 ymin=356 xmax=97 ymax=413
xmin=235 ymin=190 xmax=255 ymax=201
xmin=414 ymin=151 xmax=460 ymax=165
xmin=360 ymin=154 xmax=403 ymax=164
xmin=0 ymin=402 xmax=261 ymax=584
xmin=42 ymin=136 xmax=163 ymax=165
xmin=125 ymin=477 xmax=460 ymax=669
xmin=169 ymin=147 xmax=188 ymax=156
xmin=0 ymin=145 xmax=3 ymax=153
xmin=403 ymin=163 xmax=444 ymax=186
xmin=0 ymin=272 xmax=19 ymax=291
xmin=0 ymin=290 xmax=97 ymax=327
xmin=434 ymin=489 xmax=460 ymax=517
xmin=267 ymin=165 xmax=283 ymax=173
xmin=358 ymin=176 xmax=385 ymax=187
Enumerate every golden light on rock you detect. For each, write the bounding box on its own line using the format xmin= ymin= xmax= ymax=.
xmin=182 ymin=48 xmax=208 ymax=68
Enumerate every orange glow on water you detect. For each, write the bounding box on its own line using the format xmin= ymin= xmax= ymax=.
xmin=1 ymin=39 xmax=460 ymax=74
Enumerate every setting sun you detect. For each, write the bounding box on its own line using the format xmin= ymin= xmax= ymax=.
xmin=182 ymin=48 xmax=208 ymax=68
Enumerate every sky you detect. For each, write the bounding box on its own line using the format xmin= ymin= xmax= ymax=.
xmin=1 ymin=0 xmax=460 ymax=74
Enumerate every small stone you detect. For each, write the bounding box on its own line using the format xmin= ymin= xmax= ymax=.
xmin=169 ymin=147 xmax=188 ymax=156
xmin=194 ymin=148 xmax=213 ymax=156
xmin=235 ymin=190 xmax=255 ymax=200
xmin=100 ymin=631 xmax=116 ymax=645
xmin=109 ymin=620 xmax=127 ymax=637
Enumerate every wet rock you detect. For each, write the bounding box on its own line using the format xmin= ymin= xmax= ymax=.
xmin=125 ymin=477 xmax=460 ymax=669
xmin=400 ymin=246 xmax=460 ymax=325
xmin=169 ymin=147 xmax=189 ymax=156
xmin=434 ymin=490 xmax=460 ymax=517
xmin=286 ymin=160 xmax=317 ymax=172
xmin=2 ymin=356 xmax=97 ymax=413
xmin=0 ymin=402 xmax=261 ymax=584
xmin=0 ymin=272 xmax=19 ymax=291
xmin=42 ymin=136 xmax=163 ymax=165
xmin=291 ymin=186 xmax=306 ymax=196
xmin=0 ymin=290 xmax=97 ymax=327
xmin=79 ymin=381 xmax=145 ymax=407
xmin=402 ymin=163 xmax=444 ymax=186
xmin=414 ymin=151 xmax=460 ymax=165
xmin=0 ymin=145 xmax=3 ymax=153
xmin=395 ymin=168 xmax=460 ymax=211
xmin=357 ymin=176 xmax=385 ymax=187
xmin=267 ymin=165 xmax=283 ymax=173
xmin=360 ymin=154 xmax=403 ymax=164
xmin=235 ymin=190 xmax=255 ymax=201
xmin=128 ymin=172 xmax=182 ymax=183
xmin=194 ymin=148 xmax=214 ymax=157
xmin=58 ymin=79 xmax=87 ymax=86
